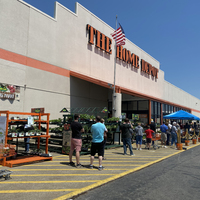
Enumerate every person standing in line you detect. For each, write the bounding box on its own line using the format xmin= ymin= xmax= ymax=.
xmin=160 ymin=122 xmax=168 ymax=148
xmin=89 ymin=116 xmax=106 ymax=171
xmin=150 ymin=119 xmax=156 ymax=147
xmin=145 ymin=125 xmax=154 ymax=150
xmin=171 ymin=122 xmax=177 ymax=149
xmin=120 ymin=118 xmax=134 ymax=156
xmin=184 ymin=122 xmax=190 ymax=133
xmin=135 ymin=123 xmax=144 ymax=150
xmin=69 ymin=114 xmax=84 ymax=168
xmin=166 ymin=122 xmax=172 ymax=145
xmin=193 ymin=122 xmax=199 ymax=136
xmin=100 ymin=118 xmax=108 ymax=160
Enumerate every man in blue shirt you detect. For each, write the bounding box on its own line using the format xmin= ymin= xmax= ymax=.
xmin=160 ymin=122 xmax=168 ymax=148
xmin=89 ymin=116 xmax=106 ymax=171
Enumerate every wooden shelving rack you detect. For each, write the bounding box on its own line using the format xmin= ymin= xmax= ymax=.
xmin=0 ymin=111 xmax=52 ymax=167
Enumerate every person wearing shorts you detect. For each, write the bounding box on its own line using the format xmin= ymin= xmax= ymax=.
xmin=69 ymin=114 xmax=84 ymax=168
xmin=160 ymin=122 xmax=168 ymax=148
xmin=135 ymin=123 xmax=144 ymax=150
xmin=145 ymin=125 xmax=154 ymax=150
xmin=89 ymin=116 xmax=106 ymax=171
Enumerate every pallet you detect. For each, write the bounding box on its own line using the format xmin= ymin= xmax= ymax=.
xmin=0 ymin=155 xmax=52 ymax=168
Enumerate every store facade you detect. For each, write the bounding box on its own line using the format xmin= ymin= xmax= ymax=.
xmin=0 ymin=0 xmax=200 ymax=123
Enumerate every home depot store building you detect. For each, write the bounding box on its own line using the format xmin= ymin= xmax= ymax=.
xmin=0 ymin=0 xmax=200 ymax=124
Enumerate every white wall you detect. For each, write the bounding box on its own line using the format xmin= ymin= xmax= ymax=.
xmin=0 ymin=0 xmax=200 ymax=118
xmin=163 ymin=81 xmax=200 ymax=113
xmin=70 ymin=77 xmax=108 ymax=109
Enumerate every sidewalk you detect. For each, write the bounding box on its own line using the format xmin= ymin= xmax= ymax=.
xmin=0 ymin=141 xmax=200 ymax=200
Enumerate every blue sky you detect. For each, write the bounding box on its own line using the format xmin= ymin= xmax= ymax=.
xmin=23 ymin=0 xmax=200 ymax=99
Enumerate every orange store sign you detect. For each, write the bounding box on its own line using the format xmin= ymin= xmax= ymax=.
xmin=87 ymin=24 xmax=112 ymax=54
xmin=86 ymin=24 xmax=158 ymax=79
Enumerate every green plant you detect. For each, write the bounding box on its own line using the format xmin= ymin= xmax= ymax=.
xmin=106 ymin=125 xmax=112 ymax=131
xmin=103 ymin=116 xmax=108 ymax=120
xmin=90 ymin=115 xmax=95 ymax=120
xmin=107 ymin=117 xmax=119 ymax=122
xmin=33 ymin=126 xmax=41 ymax=133
xmin=83 ymin=125 xmax=89 ymax=133
xmin=49 ymin=118 xmax=62 ymax=124
xmin=8 ymin=127 xmax=17 ymax=133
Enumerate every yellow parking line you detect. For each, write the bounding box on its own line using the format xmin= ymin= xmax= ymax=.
xmin=53 ymin=157 xmax=159 ymax=160
xmin=53 ymin=151 xmax=184 ymax=200
xmin=186 ymin=143 xmax=200 ymax=149
xmin=49 ymin=160 xmax=148 ymax=163
xmin=0 ymin=180 xmax=99 ymax=184
xmin=52 ymin=155 xmax=67 ymax=158
xmin=12 ymin=174 xmax=116 ymax=176
xmin=13 ymin=165 xmax=136 ymax=169
xmin=0 ymin=189 xmax=78 ymax=194
xmin=11 ymin=167 xmax=137 ymax=171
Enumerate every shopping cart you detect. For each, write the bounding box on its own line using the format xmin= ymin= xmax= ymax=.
xmin=0 ymin=169 xmax=13 ymax=180
xmin=152 ymin=133 xmax=161 ymax=150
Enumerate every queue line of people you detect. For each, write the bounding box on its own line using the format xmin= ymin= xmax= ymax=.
xmin=68 ymin=114 xmax=199 ymax=170
xmin=69 ymin=114 xmax=107 ymax=170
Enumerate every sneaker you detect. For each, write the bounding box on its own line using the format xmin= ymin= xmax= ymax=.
xmin=130 ymin=154 xmax=135 ymax=156
xmin=164 ymin=146 xmax=168 ymax=148
xmin=89 ymin=165 xmax=93 ymax=169
xmin=98 ymin=166 xmax=104 ymax=171
xmin=136 ymin=148 xmax=138 ymax=150
xmin=139 ymin=148 xmax=142 ymax=150
xmin=76 ymin=163 xmax=82 ymax=168
xmin=69 ymin=162 xmax=75 ymax=166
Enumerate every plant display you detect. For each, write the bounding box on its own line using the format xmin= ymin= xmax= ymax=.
xmin=49 ymin=127 xmax=64 ymax=133
xmin=90 ymin=115 xmax=95 ymax=120
xmin=49 ymin=118 xmax=62 ymax=124
xmin=30 ymin=148 xmax=44 ymax=155
xmin=107 ymin=117 xmax=119 ymax=122
xmin=80 ymin=114 xmax=90 ymax=120
xmin=83 ymin=125 xmax=89 ymax=133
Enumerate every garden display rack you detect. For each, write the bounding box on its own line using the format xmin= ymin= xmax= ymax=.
xmin=0 ymin=111 xmax=52 ymax=167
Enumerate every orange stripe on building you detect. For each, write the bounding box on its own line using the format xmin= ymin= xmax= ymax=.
xmin=191 ymin=109 xmax=200 ymax=114
xmin=1 ymin=48 xmax=200 ymax=113
xmin=0 ymin=48 xmax=27 ymax=65
xmin=70 ymin=71 xmax=200 ymax=112
xmin=0 ymin=48 xmax=69 ymax=77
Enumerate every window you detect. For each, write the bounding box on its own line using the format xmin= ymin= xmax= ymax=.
xmin=138 ymin=101 xmax=148 ymax=110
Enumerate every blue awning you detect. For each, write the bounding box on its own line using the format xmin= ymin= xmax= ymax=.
xmin=163 ymin=110 xmax=200 ymax=120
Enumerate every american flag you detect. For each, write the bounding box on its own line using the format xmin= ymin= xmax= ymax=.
xmin=111 ymin=23 xmax=126 ymax=46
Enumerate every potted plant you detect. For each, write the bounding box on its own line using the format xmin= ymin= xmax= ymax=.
xmin=184 ymin=129 xmax=190 ymax=146
xmin=90 ymin=115 xmax=95 ymax=121
xmin=18 ymin=130 xmax=24 ymax=137
xmin=34 ymin=127 xmax=41 ymax=136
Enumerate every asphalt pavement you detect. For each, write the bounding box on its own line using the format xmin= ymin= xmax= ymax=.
xmin=74 ymin=145 xmax=200 ymax=200
xmin=0 ymin=141 xmax=199 ymax=200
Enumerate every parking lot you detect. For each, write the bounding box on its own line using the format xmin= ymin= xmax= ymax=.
xmin=0 ymin=142 xmax=199 ymax=200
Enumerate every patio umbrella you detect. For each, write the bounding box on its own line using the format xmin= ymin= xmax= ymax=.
xmin=163 ymin=110 xmax=200 ymax=120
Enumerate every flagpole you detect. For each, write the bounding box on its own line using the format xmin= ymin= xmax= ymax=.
xmin=113 ymin=15 xmax=117 ymax=116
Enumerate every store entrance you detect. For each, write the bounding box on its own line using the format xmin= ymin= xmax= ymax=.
xmin=107 ymin=93 xmax=149 ymax=125
xmin=121 ymin=97 xmax=149 ymax=125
